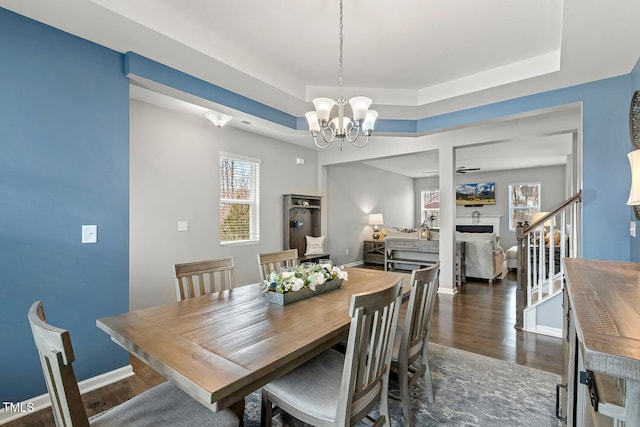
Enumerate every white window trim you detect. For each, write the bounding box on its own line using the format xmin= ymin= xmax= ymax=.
xmin=420 ymin=188 xmax=440 ymax=226
xmin=219 ymin=152 xmax=261 ymax=246
xmin=508 ymin=182 xmax=541 ymax=231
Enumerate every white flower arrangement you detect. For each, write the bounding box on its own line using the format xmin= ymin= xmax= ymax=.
xmin=263 ymin=263 xmax=348 ymax=294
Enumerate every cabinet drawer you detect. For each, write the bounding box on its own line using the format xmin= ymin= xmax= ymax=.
xmin=364 ymin=253 xmax=385 ymax=264
xmin=418 ymin=241 xmax=439 ymax=252
xmin=385 ymin=239 xmax=419 ymax=250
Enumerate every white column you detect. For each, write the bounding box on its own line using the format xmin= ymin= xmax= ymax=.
xmin=438 ymin=145 xmax=457 ymax=294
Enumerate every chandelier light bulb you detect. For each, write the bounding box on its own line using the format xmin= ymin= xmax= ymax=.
xmin=305 ymin=111 xmax=321 ymax=133
xmin=362 ymin=110 xmax=379 ymax=134
xmin=312 ymin=98 xmax=335 ymax=124
xmin=348 ymin=97 xmax=372 ymax=122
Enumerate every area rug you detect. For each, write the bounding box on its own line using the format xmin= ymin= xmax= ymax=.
xmin=242 ymin=343 xmax=561 ymax=427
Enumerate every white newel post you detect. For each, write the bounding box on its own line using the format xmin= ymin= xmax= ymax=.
xmin=438 ymin=146 xmax=457 ymax=294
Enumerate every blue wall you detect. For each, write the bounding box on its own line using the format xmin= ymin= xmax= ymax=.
xmin=630 ymin=57 xmax=640 ymax=262
xmin=413 ymin=76 xmax=631 ymax=261
xmin=0 ymin=5 xmax=638 ymax=403
xmin=0 ymin=9 xmax=129 ymax=401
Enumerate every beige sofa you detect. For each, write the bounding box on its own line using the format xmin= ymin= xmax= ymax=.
xmin=456 ymin=232 xmax=507 ymax=284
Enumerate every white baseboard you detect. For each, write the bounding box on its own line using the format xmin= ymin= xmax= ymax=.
xmin=437 ymin=286 xmax=458 ymax=295
xmin=0 ymin=365 xmax=134 ymax=425
xmin=343 ymin=260 xmax=364 ymax=267
xmin=533 ymin=325 xmax=563 ymax=338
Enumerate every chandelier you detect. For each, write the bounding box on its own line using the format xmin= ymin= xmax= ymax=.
xmin=304 ymin=0 xmax=378 ymax=150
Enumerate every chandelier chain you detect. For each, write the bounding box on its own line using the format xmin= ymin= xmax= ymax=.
xmin=304 ymin=0 xmax=377 ymax=149
xmin=338 ymin=0 xmax=344 ymax=101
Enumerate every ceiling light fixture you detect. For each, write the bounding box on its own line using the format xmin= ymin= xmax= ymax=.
xmin=305 ymin=0 xmax=378 ymax=150
xmin=205 ymin=110 xmax=232 ymax=128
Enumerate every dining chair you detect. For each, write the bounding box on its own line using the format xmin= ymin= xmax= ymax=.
xmin=27 ymin=301 xmax=239 ymax=427
xmin=174 ymin=257 xmax=236 ymax=300
xmin=390 ymin=261 xmax=440 ymax=427
xmin=257 ymin=249 xmax=299 ymax=281
xmin=261 ymin=279 xmax=403 ymax=427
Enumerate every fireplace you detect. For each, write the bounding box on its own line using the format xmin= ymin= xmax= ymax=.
xmin=456 ymin=225 xmax=493 ymax=233
xmin=456 ymin=215 xmax=502 ymax=236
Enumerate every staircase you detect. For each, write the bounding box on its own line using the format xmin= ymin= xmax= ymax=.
xmin=514 ymin=190 xmax=582 ymax=335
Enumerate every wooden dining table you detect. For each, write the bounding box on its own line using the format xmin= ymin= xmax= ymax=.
xmin=96 ymin=267 xmax=408 ymax=418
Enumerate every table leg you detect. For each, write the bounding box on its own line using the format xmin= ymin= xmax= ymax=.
xmin=229 ymin=398 xmax=246 ymax=426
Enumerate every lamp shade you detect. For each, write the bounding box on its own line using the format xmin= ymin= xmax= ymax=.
xmin=305 ymin=111 xmax=321 ymax=132
xmin=312 ymin=98 xmax=336 ymax=123
xmin=532 ymin=211 xmax=555 ymax=227
xmin=369 ymin=213 xmax=384 ymax=225
xmin=362 ymin=110 xmax=378 ymax=132
xmin=628 ymin=150 xmax=640 ymax=205
xmin=349 ymin=96 xmax=372 ymax=121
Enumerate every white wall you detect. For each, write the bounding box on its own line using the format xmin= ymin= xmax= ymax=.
xmin=130 ymin=100 xmax=319 ymax=309
xmin=326 ymin=162 xmax=414 ymax=266
xmin=414 ymin=165 xmax=567 ymax=249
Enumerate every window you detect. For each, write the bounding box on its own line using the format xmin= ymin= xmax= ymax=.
xmin=421 ymin=189 xmax=440 ymax=227
xmin=508 ymin=183 xmax=541 ymax=230
xmin=219 ymin=153 xmax=261 ymax=244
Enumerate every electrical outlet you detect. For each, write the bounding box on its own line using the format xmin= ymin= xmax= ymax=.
xmin=345 ymin=249 xmax=349 ymax=255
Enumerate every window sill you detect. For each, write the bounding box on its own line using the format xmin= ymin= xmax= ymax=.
xmin=220 ymin=239 xmax=259 ymax=247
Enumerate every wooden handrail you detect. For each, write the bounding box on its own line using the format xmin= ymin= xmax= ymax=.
xmin=514 ymin=189 xmax=582 ymax=330
xmin=521 ymin=190 xmax=582 ymax=235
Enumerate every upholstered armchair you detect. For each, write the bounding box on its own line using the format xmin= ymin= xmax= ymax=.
xmin=455 ymin=232 xmax=507 ymax=284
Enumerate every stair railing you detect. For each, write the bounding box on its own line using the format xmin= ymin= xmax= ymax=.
xmin=514 ymin=190 xmax=582 ymax=330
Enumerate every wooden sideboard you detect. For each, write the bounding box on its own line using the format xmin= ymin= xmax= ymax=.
xmin=363 ymin=240 xmax=385 ymax=265
xmin=384 ymin=238 xmax=465 ymax=287
xmin=560 ymin=258 xmax=640 ymax=426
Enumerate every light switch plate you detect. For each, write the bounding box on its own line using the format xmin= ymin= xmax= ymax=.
xmin=631 ymin=221 xmax=636 ymax=237
xmin=82 ymin=225 xmax=97 ymax=243
xmin=177 ymin=221 xmax=189 ymax=231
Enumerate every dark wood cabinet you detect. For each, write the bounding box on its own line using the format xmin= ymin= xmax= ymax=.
xmin=283 ymin=194 xmax=328 ymax=262
xmin=363 ymin=240 xmax=385 ymax=264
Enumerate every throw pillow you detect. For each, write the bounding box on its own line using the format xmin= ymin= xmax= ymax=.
xmin=305 ymin=235 xmax=326 ymax=256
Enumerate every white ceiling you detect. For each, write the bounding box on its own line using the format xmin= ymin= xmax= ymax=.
xmin=3 ymin=0 xmax=638 ymax=176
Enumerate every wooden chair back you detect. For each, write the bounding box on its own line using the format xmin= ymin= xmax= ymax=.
xmin=28 ymin=301 xmax=90 ymax=427
xmin=257 ymin=249 xmax=298 ymax=281
xmin=174 ymin=257 xmax=236 ymax=300
xmin=337 ymin=280 xmax=403 ymax=425
xmin=402 ymin=261 xmax=440 ymax=365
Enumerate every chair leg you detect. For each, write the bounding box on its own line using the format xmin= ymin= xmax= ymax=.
xmin=380 ymin=369 xmax=393 ymax=427
xmin=421 ymin=347 xmax=434 ymax=403
xmin=398 ymin=359 xmax=412 ymax=427
xmin=423 ymin=362 xmax=434 ymax=403
xmin=260 ymin=389 xmax=272 ymax=427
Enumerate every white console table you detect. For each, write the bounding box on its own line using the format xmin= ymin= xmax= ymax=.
xmin=384 ymin=238 xmax=465 ymax=287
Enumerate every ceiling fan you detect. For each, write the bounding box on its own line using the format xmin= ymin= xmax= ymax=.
xmin=456 ymin=166 xmax=480 ymax=174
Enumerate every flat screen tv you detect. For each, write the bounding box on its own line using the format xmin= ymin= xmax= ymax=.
xmin=456 ymin=182 xmax=496 ymax=206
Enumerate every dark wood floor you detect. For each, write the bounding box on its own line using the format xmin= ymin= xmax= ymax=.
xmin=430 ymin=270 xmax=562 ymax=375
xmin=8 ymin=268 xmax=562 ymax=426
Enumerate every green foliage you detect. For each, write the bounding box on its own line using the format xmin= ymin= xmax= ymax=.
xmin=220 ymin=203 xmax=250 ymax=241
